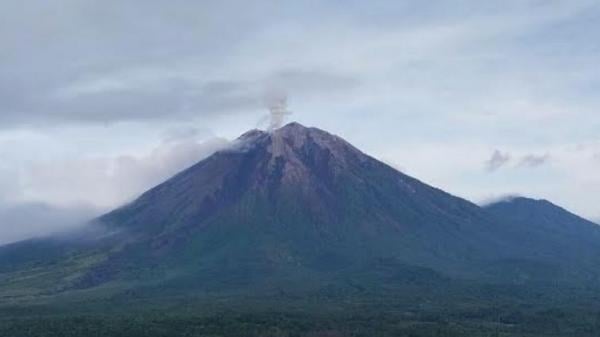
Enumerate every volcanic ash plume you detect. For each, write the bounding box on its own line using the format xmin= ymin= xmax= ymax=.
xmin=267 ymin=94 xmax=291 ymax=131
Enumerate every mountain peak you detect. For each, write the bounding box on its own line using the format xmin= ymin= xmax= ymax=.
xmin=491 ymin=196 xmax=552 ymax=206
xmin=272 ymin=122 xmax=327 ymax=140
xmin=226 ymin=122 xmax=363 ymax=169
xmin=484 ymin=195 xmax=600 ymax=232
xmin=273 ymin=122 xmax=359 ymax=158
xmin=234 ymin=122 xmax=317 ymax=145
xmin=271 ymin=122 xmax=313 ymax=143
xmin=276 ymin=121 xmax=306 ymax=131
xmin=485 ymin=196 xmax=565 ymax=217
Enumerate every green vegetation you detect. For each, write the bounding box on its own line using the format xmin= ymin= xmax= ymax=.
xmin=2 ymin=297 xmax=600 ymax=337
xmin=2 ymin=282 xmax=600 ymax=337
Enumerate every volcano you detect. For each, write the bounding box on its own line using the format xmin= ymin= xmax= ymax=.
xmin=1 ymin=123 xmax=600 ymax=301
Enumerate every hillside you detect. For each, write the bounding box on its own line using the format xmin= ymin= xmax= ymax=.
xmin=1 ymin=123 xmax=599 ymax=305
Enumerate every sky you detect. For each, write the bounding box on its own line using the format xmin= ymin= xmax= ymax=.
xmin=1 ymin=0 xmax=600 ymax=243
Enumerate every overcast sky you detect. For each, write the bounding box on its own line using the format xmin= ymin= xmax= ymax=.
xmin=1 ymin=0 xmax=600 ymax=243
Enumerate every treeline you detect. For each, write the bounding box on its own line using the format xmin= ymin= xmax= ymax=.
xmin=1 ymin=309 xmax=600 ymax=337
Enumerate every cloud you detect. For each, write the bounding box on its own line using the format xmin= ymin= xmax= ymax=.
xmin=265 ymin=70 xmax=359 ymax=96
xmin=0 ymin=168 xmax=21 ymax=203
xmin=485 ymin=150 xmax=511 ymax=172
xmin=0 ymin=0 xmax=594 ymax=131
xmin=0 ymin=132 xmax=229 ymax=245
xmin=0 ymin=67 xmax=358 ymax=129
xmin=479 ymin=194 xmax=523 ymax=206
xmin=484 ymin=151 xmax=552 ymax=172
xmin=21 ymin=135 xmax=229 ymax=209
xmin=0 ymin=125 xmax=230 ymax=245
xmin=0 ymin=0 xmax=363 ymax=130
xmin=518 ymin=153 xmax=551 ymax=168
xmin=161 ymin=126 xmax=214 ymax=144
xmin=0 ymin=202 xmax=98 ymax=245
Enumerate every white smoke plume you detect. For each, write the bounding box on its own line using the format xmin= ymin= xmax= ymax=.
xmin=264 ymin=91 xmax=292 ymax=131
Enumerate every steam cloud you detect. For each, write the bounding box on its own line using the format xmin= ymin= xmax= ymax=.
xmin=485 ymin=150 xmax=511 ymax=172
xmin=265 ymin=91 xmax=292 ymax=131
xmin=518 ymin=154 xmax=551 ymax=168
xmin=485 ymin=150 xmax=552 ymax=172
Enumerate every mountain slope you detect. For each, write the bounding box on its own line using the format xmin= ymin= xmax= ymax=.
xmin=481 ymin=197 xmax=600 ymax=283
xmin=75 ymin=122 xmax=505 ymax=291
xmin=1 ymin=123 xmax=600 ymax=302
xmin=484 ymin=197 xmax=600 ymax=244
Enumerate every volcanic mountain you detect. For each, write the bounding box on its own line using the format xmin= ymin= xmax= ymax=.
xmin=1 ymin=123 xmax=600 ymax=301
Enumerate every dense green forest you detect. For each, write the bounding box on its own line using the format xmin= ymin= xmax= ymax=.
xmin=2 ymin=306 xmax=600 ymax=337
xmin=2 ymin=286 xmax=600 ymax=337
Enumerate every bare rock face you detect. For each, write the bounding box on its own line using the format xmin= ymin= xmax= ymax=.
xmin=226 ymin=123 xmax=367 ymax=186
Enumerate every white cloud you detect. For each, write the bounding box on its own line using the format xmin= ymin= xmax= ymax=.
xmin=518 ymin=154 xmax=551 ymax=168
xmin=0 ymin=202 xmax=98 ymax=245
xmin=20 ymin=136 xmax=229 ymax=209
xmin=0 ymin=132 xmax=228 ymax=244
